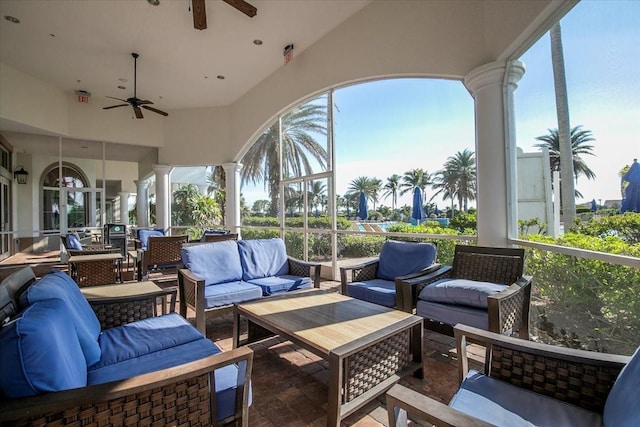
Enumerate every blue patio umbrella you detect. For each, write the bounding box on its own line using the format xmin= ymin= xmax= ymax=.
xmin=591 ymin=198 xmax=597 ymax=212
xmin=411 ymin=187 xmax=424 ymax=225
xmin=621 ymin=159 xmax=640 ymax=213
xmin=357 ymin=191 xmax=368 ymax=220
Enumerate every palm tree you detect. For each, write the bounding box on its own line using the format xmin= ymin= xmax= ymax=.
xmin=431 ymin=149 xmax=476 ymax=213
xmin=369 ymin=178 xmax=382 ymax=211
xmin=240 ymin=101 xmax=328 ymax=216
xmin=383 ymin=174 xmax=401 ymax=212
xmin=400 ymin=168 xmax=431 ymax=200
xmin=308 ymin=181 xmax=327 ymax=216
xmin=348 ymin=176 xmax=374 ymax=199
xmin=550 ymin=22 xmax=576 ymax=229
xmin=534 ymin=125 xmax=597 ymax=187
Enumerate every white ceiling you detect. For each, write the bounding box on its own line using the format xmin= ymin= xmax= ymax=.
xmin=0 ymin=0 xmax=370 ymax=113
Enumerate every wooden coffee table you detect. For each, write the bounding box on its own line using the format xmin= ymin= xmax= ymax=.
xmin=233 ymin=290 xmax=423 ymax=427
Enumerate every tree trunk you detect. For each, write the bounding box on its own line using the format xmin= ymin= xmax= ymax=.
xmin=551 ymin=23 xmax=576 ymax=231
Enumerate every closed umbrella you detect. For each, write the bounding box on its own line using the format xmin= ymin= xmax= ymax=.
xmin=591 ymin=199 xmax=597 ymax=212
xmin=621 ymin=159 xmax=640 ymax=213
xmin=411 ymin=187 xmax=424 ymax=225
xmin=357 ymin=191 xmax=368 ymax=220
xmin=434 ymin=205 xmax=440 ymax=216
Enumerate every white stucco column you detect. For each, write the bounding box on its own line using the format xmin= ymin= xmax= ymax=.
xmin=464 ymin=61 xmax=525 ymax=247
xmin=118 ymin=192 xmax=130 ymax=225
xmin=222 ymin=162 xmax=242 ymax=235
xmin=153 ymin=165 xmax=172 ymax=233
xmin=135 ymin=180 xmax=149 ymax=228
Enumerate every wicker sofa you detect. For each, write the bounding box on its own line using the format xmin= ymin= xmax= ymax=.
xmin=0 ymin=267 xmax=253 ymax=427
xmin=386 ymin=324 xmax=639 ymax=426
xmin=179 ymin=238 xmax=321 ymax=333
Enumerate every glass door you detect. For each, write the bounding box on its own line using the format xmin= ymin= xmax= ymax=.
xmin=0 ymin=176 xmax=10 ymax=261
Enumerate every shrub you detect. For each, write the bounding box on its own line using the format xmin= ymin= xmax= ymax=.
xmin=569 ymin=212 xmax=640 ymax=244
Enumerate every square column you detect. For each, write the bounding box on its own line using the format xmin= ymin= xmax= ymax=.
xmin=222 ymin=162 xmax=242 ymax=236
xmin=153 ymin=165 xmax=172 ymax=232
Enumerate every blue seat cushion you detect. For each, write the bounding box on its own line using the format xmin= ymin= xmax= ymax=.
xmin=181 ymin=240 xmax=243 ymax=285
xmin=416 ymin=300 xmax=488 ymax=330
xmin=603 ymin=345 xmax=640 ymax=426
xmin=138 ymin=229 xmax=165 ymax=250
xmin=238 ymin=239 xmax=289 ymax=281
xmin=88 ymin=338 xmax=249 ymax=422
xmin=346 ymin=279 xmax=396 ymax=308
xmin=67 ymin=233 xmax=83 ymax=250
xmin=204 ymin=280 xmax=263 ymax=308
xmin=247 ymin=275 xmax=313 ymax=296
xmin=0 ymin=299 xmax=87 ymax=398
xmin=418 ymin=278 xmax=508 ymax=309
xmin=450 ymin=370 xmax=602 ymax=427
xmin=377 ymin=240 xmax=436 ymax=281
xmin=20 ymin=269 xmax=102 ymax=366
xmin=94 ymin=313 xmax=204 ymax=369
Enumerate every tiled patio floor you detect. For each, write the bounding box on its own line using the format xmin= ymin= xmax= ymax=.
xmin=1 ymin=254 xmax=486 ymax=426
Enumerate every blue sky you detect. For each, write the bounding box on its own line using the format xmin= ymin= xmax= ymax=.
xmin=242 ymin=0 xmax=639 ymax=210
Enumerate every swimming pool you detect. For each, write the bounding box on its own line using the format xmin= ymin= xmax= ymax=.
xmin=355 ymin=222 xmax=396 ymax=232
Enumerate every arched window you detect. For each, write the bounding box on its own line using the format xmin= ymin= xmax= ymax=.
xmin=42 ymin=164 xmax=90 ymax=231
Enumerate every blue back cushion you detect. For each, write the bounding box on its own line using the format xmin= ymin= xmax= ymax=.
xmin=67 ymin=233 xmax=83 ymax=250
xmin=138 ymin=229 xmax=165 ymax=250
xmin=604 ymin=345 xmax=640 ymax=426
xmin=181 ymin=240 xmax=243 ymax=285
xmin=377 ymin=240 xmax=437 ymax=281
xmin=0 ymin=299 xmax=87 ymax=397
xmin=237 ymin=238 xmax=289 ymax=281
xmin=20 ymin=270 xmax=102 ymax=367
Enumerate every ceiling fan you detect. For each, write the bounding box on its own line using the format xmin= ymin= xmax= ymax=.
xmin=103 ymin=53 xmax=168 ymax=119
xmin=192 ymin=0 xmax=257 ymax=30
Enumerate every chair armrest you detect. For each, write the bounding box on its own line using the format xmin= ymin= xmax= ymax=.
xmin=178 ymin=268 xmax=208 ymax=333
xmin=0 ymin=346 xmax=254 ymax=426
xmin=394 ymin=263 xmax=444 ymax=312
xmin=395 ymin=265 xmax=452 ymax=313
xmin=487 ymin=275 xmax=533 ymax=338
xmin=288 ymin=257 xmax=322 ymax=288
xmin=339 ymin=259 xmax=380 ymax=294
xmin=386 ymin=384 xmax=494 ymax=427
xmin=88 ymin=287 xmax=178 ymax=329
xmin=453 ymin=324 xmax=629 ymax=411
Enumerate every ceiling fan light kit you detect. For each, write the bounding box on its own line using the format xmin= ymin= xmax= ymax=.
xmin=103 ymin=53 xmax=168 ymax=119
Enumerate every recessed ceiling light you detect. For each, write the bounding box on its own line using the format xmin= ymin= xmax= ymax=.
xmin=49 ymin=33 xmax=55 ymax=37
xmin=4 ymin=16 xmax=20 ymax=24
xmin=118 ymin=78 xmax=128 ymax=83
xmin=204 ymin=76 xmax=208 ymax=79
xmin=253 ymin=39 xmax=263 ymax=45
xmin=81 ymin=146 xmax=89 ymax=149
xmin=76 ymin=79 xmax=82 ymax=83
xmin=147 ymin=0 xmax=160 ymax=5
xmin=159 ymin=96 xmax=163 ymax=99
xmin=217 ymin=75 xmax=225 ymax=80
xmin=117 ymin=85 xmax=126 ymax=90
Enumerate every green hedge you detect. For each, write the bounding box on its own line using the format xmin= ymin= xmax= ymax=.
xmin=523 ymin=232 xmax=640 ymax=353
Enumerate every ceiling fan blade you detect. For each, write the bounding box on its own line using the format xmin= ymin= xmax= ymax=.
xmin=192 ymin=0 xmax=207 ymax=30
xmin=103 ymin=104 xmax=129 ymax=110
xmin=223 ymin=0 xmax=257 ymax=17
xmin=137 ymin=100 xmax=154 ymax=105
xmin=133 ymin=105 xmax=144 ymax=119
xmin=106 ymin=96 xmax=128 ymax=103
xmin=142 ymin=105 xmax=169 ymax=117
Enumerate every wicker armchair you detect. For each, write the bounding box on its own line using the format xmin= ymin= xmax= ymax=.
xmin=0 ymin=267 xmax=254 ymax=427
xmin=60 ymin=233 xmax=120 ymax=257
xmin=340 ymin=240 xmax=441 ymax=309
xmin=386 ymin=324 xmax=634 ymax=427
xmin=402 ymin=245 xmax=532 ymax=339
xmin=138 ymin=235 xmax=189 ymax=282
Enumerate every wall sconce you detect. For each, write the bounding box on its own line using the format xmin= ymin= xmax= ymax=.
xmin=14 ymin=167 xmax=29 ymax=184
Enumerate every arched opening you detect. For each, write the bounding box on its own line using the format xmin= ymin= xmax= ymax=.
xmin=41 ymin=163 xmax=92 ymax=233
